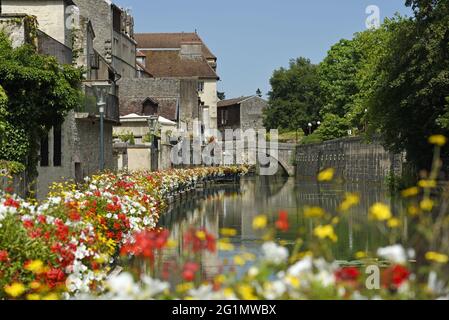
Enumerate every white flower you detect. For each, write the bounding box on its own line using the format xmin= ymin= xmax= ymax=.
xmin=248 ymin=267 xmax=259 ymax=277
xmin=106 ymin=273 xmax=139 ymax=299
xmin=141 ymin=276 xmax=170 ymax=298
xmin=261 ymin=242 xmax=288 ymax=265
xmin=377 ymin=245 xmax=407 ymax=264
xmin=188 ymin=284 xmax=214 ymax=300
xmin=287 ymin=256 xmax=313 ymax=277
xmin=263 ymin=280 xmax=286 ymax=300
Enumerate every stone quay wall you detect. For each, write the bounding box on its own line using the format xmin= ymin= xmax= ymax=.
xmin=296 ymin=136 xmax=406 ymax=182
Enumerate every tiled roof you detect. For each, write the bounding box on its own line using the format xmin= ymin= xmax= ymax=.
xmin=135 ymin=32 xmax=216 ymax=60
xmin=217 ymin=96 xmax=255 ymax=108
xmin=141 ymin=50 xmax=219 ymax=79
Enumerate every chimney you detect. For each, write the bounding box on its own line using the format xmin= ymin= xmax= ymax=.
xmin=180 ymin=42 xmax=202 ymax=60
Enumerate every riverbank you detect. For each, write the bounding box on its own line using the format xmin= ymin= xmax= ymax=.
xmin=0 ymin=166 xmax=250 ymax=299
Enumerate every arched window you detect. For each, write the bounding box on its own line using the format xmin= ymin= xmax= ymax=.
xmin=142 ymin=97 xmax=158 ymax=116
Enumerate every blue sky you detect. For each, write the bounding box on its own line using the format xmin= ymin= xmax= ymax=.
xmin=116 ymin=0 xmax=412 ymax=99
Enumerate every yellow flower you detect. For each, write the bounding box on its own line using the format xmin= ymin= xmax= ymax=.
xmin=355 ymin=251 xmax=367 ymax=259
xmin=223 ymin=288 xmax=235 ymax=298
xmin=428 ymin=135 xmax=447 ymax=146
xmin=408 ymin=205 xmax=420 ymax=216
xmin=176 ymin=283 xmax=194 ymax=293
xmin=420 ymin=198 xmax=434 ymax=211
xmin=26 ymin=293 xmax=41 ymax=300
xmin=369 ymin=203 xmax=392 ymax=221
xmin=4 ymin=282 xmax=26 ymax=298
xmin=30 ymin=281 xmax=41 ymax=290
xmin=331 ymin=217 xmax=340 ymax=225
xmin=42 ymin=293 xmax=59 ymax=300
xmin=214 ymin=275 xmax=226 ymax=284
xmin=387 ymin=218 xmax=401 ymax=228
xmin=220 ymin=228 xmax=237 ymax=237
xmin=25 ymin=260 xmax=44 ymax=274
xmin=313 ymin=225 xmax=338 ymax=242
xmin=252 ymin=215 xmax=267 ymax=230
xmin=218 ymin=240 xmax=235 ymax=251
xmin=418 ymin=180 xmax=437 ymax=188
xmin=285 ymin=276 xmax=300 ymax=288
xmin=242 ymin=252 xmax=256 ymax=261
xmin=425 ymin=251 xmax=449 ymax=264
xmin=339 ymin=193 xmax=360 ymax=211
xmin=166 ymin=239 xmax=177 ymax=249
xmin=237 ymin=284 xmax=258 ymax=300
xmin=304 ymin=206 xmax=325 ymax=218
xmin=401 ymin=187 xmax=419 ymax=198
xmin=318 ymin=168 xmax=335 ymax=182
xmin=196 ymin=231 xmax=206 ymax=240
xmin=234 ymin=255 xmax=246 ymax=266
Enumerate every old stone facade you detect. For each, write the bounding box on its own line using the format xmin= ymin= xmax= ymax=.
xmin=1 ymin=3 xmax=119 ymax=198
xmin=73 ymin=0 xmax=136 ymax=78
xmin=296 ymin=136 xmax=406 ymax=182
xmin=217 ymin=95 xmax=267 ymax=134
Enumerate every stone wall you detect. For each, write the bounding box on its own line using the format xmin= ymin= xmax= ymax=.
xmin=240 ymin=96 xmax=267 ymax=132
xmin=296 ymin=137 xmax=405 ymax=182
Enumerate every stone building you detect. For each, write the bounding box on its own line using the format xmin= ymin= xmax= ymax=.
xmin=1 ymin=1 xmax=120 ymax=198
xmin=134 ymin=32 xmax=219 ymax=135
xmin=217 ymin=95 xmax=267 ymax=134
xmin=72 ymin=0 xmax=137 ymax=78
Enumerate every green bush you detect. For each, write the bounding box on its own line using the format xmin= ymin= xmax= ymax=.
xmin=118 ymin=131 xmax=135 ymax=145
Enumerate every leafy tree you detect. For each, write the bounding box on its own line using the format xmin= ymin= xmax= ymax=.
xmin=318 ymin=39 xmax=361 ymax=118
xmin=366 ymin=1 xmax=449 ymax=169
xmin=314 ymin=114 xmax=351 ymax=141
xmin=0 ymin=32 xmax=83 ymax=176
xmin=264 ymin=57 xmax=321 ymax=134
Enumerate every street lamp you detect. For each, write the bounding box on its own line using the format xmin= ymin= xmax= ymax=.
xmin=92 ymin=82 xmax=111 ymax=171
xmin=147 ymin=115 xmax=159 ymax=171
xmin=308 ymin=122 xmax=312 ymax=135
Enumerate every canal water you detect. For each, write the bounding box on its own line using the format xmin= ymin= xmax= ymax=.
xmin=158 ymin=175 xmax=403 ymax=281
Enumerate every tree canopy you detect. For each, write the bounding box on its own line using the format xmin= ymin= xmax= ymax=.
xmin=263 ymin=57 xmax=321 ymax=133
xmin=0 ymin=32 xmax=83 ymax=175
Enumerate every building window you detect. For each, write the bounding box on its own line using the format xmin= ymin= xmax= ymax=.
xmin=221 ymin=109 xmax=228 ymax=125
xmin=198 ymin=81 xmax=204 ymax=92
xmin=53 ymin=123 xmax=62 ymax=167
xmin=40 ymin=134 xmax=49 ymax=167
xmin=142 ymin=98 xmax=158 ymax=116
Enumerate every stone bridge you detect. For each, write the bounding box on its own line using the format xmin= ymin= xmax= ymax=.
xmin=243 ymin=142 xmax=297 ymax=177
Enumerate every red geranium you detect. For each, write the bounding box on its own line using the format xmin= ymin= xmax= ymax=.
xmin=3 ymin=197 xmax=20 ymax=208
xmin=182 ymin=261 xmax=199 ymax=282
xmin=275 ymin=210 xmax=290 ymax=232
xmin=184 ymin=228 xmax=216 ymax=253
xmin=382 ymin=264 xmax=410 ymax=289
xmin=0 ymin=250 xmax=9 ymax=263
xmin=335 ymin=266 xmax=360 ymax=284
xmin=120 ymin=229 xmax=170 ymax=261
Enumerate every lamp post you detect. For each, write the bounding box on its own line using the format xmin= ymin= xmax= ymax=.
xmin=147 ymin=115 xmax=159 ymax=171
xmin=92 ymin=82 xmax=111 ymax=171
xmin=308 ymin=122 xmax=312 ymax=135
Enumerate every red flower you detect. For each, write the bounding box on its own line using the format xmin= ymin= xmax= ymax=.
xmin=120 ymin=229 xmax=170 ymax=261
xmin=335 ymin=267 xmax=360 ymax=283
xmin=183 ymin=228 xmax=216 ymax=253
xmin=23 ymin=220 xmax=34 ymax=229
xmin=46 ymin=268 xmax=66 ymax=288
xmin=69 ymin=210 xmax=81 ymax=222
xmin=0 ymin=250 xmax=9 ymax=262
xmin=37 ymin=215 xmax=47 ymax=224
xmin=275 ymin=210 xmax=290 ymax=232
xmin=182 ymin=262 xmax=199 ymax=282
xmin=3 ymin=197 xmax=20 ymax=208
xmin=382 ymin=265 xmax=410 ymax=289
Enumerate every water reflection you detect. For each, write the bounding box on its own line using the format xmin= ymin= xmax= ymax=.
xmin=158 ymin=176 xmax=404 ymax=280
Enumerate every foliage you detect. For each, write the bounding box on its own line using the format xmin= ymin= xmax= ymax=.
xmin=366 ymin=1 xmax=449 ymax=170
xmin=0 ymin=32 xmax=83 ymax=176
xmin=313 ymin=113 xmax=350 ymax=141
xmin=0 ymin=160 xmax=26 ymax=175
xmin=118 ymin=131 xmax=135 ymax=145
xmin=264 ymin=58 xmax=322 ymax=133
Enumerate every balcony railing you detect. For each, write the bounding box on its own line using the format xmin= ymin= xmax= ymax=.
xmin=76 ymin=86 xmax=120 ymax=123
